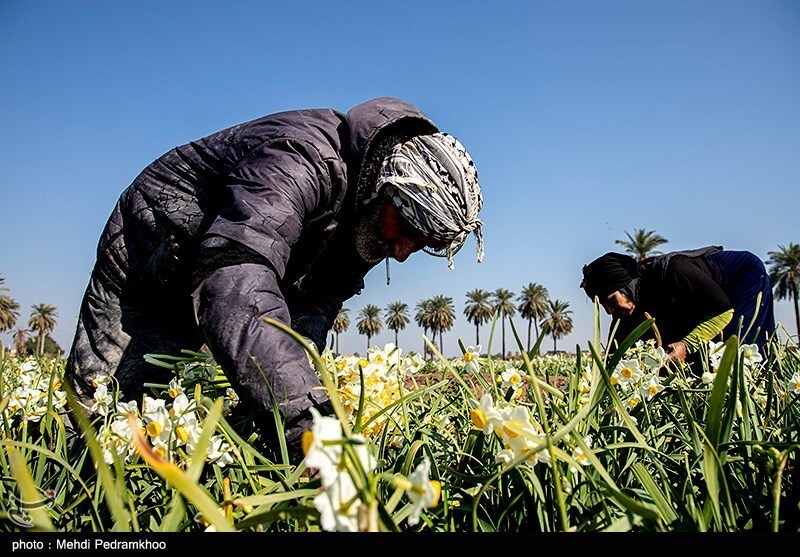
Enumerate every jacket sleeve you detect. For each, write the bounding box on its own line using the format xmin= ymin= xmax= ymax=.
xmin=192 ymin=139 xmax=333 ymax=441
xmin=285 ymin=244 xmax=376 ymax=352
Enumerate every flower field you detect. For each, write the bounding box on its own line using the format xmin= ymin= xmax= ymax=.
xmin=1 ymin=309 xmax=799 ymax=532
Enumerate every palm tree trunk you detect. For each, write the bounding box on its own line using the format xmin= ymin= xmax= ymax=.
xmin=38 ymin=332 xmax=44 ymax=355
xmin=475 ymin=323 xmax=480 ymax=346
xmin=394 ymin=329 xmax=399 ymax=347
xmin=553 ymin=334 xmax=557 ymax=353
xmin=793 ymin=284 xmax=800 ymax=338
xmin=366 ymin=334 xmax=370 ymax=353
xmin=501 ymin=313 xmax=506 ymax=359
xmin=336 ymin=332 xmax=340 ymax=354
xmin=527 ymin=318 xmax=532 ymax=354
xmin=439 ymin=330 xmax=444 ymax=355
xmin=533 ymin=319 xmax=540 ymax=354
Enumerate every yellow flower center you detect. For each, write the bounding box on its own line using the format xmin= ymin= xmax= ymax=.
xmin=301 ymin=430 xmax=314 ymax=455
xmin=176 ymin=426 xmax=189 ymax=443
xmin=510 ymin=374 xmax=521 ymax=385
xmin=503 ymin=420 xmax=521 ymax=438
xmin=430 ymin=481 xmax=442 ymax=506
xmin=795 ymin=382 xmax=800 ymax=390
xmin=621 ymin=367 xmax=634 ymax=379
xmin=648 ymin=385 xmax=659 ymax=396
xmin=358 ymin=358 xmax=369 ymax=369
xmin=582 ymin=385 xmax=590 ymax=394
xmin=610 ymin=377 xmax=619 ymax=386
xmin=373 ymin=354 xmax=384 ymax=364
xmin=577 ymin=452 xmax=588 ymax=462
xmin=628 ymin=398 xmax=639 ymax=409
xmin=463 ymin=352 xmax=474 ymax=363
xmin=337 ymin=360 xmax=347 ymax=371
xmin=470 ymin=409 xmax=487 ymax=430
xmin=169 ymin=388 xmax=181 ymax=398
xmin=146 ymin=421 xmax=163 ymax=437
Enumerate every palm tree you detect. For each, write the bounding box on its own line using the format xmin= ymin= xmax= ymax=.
xmin=492 ymin=288 xmax=517 ymax=358
xmin=517 ymin=283 xmax=550 ymax=353
xmin=332 ymin=307 xmax=350 ymax=354
xmin=415 ymin=298 xmax=434 ymax=359
xmin=384 ymin=302 xmax=410 ymax=347
xmin=464 ymin=289 xmax=493 ymax=347
xmin=542 ymin=299 xmax=573 ymax=352
xmin=13 ymin=328 xmax=28 ymax=356
xmin=356 ymin=304 xmax=383 ymax=352
xmin=615 ymin=228 xmax=669 ymax=261
xmin=429 ymin=295 xmax=455 ymax=355
xmin=0 ymin=276 xmax=20 ymax=333
xmin=28 ymin=303 xmax=58 ymax=355
xmin=767 ymin=243 xmax=800 ymax=337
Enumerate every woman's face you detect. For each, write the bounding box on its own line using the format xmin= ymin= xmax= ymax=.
xmin=601 ymin=290 xmax=636 ymax=318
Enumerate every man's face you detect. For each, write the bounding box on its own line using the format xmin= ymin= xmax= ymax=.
xmin=601 ymin=290 xmax=636 ymax=318
xmin=354 ymin=199 xmax=447 ymax=263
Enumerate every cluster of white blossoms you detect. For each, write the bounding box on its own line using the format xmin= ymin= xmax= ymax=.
xmin=302 ymin=408 xmax=439 ymax=531
xmin=498 ymin=365 xmax=526 ymax=400
xmin=610 ymin=340 xmax=668 ymax=411
xmin=327 ymin=344 xmax=424 ymax=437
xmin=469 ymin=393 xmax=551 ymax=467
xmin=93 ymin=375 xmax=239 ymax=468
xmin=302 ymin=408 xmax=375 ymax=531
xmin=702 ymin=341 xmax=763 ymax=385
xmin=2 ymin=357 xmax=67 ymax=424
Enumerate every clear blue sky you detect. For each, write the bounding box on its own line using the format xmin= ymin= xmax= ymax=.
xmin=1 ymin=1 xmax=798 ymax=357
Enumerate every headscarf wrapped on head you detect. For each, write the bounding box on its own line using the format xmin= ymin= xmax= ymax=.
xmin=580 ymin=253 xmax=640 ymax=301
xmin=363 ymin=132 xmax=484 ymax=270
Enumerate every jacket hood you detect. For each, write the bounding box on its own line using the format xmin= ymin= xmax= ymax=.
xmin=345 ymin=97 xmax=439 ymax=203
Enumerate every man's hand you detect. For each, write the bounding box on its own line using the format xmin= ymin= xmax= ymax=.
xmin=666 ymin=341 xmax=688 ymax=364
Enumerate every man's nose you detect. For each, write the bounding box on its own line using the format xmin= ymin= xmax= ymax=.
xmin=392 ymin=239 xmax=421 ymax=262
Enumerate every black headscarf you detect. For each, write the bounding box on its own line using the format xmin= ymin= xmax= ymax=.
xmin=581 ymin=252 xmax=639 ymax=300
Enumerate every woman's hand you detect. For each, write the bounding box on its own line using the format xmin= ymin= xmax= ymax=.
xmin=666 ymin=341 xmax=688 ymax=363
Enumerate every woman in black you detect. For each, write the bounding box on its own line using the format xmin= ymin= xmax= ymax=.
xmin=580 ymin=246 xmax=776 ymax=363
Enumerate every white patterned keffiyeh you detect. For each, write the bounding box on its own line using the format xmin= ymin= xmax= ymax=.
xmin=366 ymin=133 xmax=484 ymax=270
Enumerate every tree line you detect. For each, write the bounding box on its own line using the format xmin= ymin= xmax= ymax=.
xmin=0 ymin=276 xmax=59 ymax=356
xmin=333 ymin=284 xmax=574 ymax=358
xmin=1 ymin=231 xmax=798 ymax=359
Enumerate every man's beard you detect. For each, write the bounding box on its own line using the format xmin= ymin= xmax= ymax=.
xmin=353 ymin=203 xmax=391 ymax=263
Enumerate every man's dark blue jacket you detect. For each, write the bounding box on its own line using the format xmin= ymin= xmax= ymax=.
xmin=66 ymin=97 xmax=438 ymax=444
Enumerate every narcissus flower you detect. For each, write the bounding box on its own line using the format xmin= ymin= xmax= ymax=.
xmin=463 ymin=346 xmax=481 ymax=373
xmin=500 ymin=366 xmax=524 ymax=393
xmin=788 ymin=371 xmax=800 ymax=394
xmin=613 ymin=359 xmax=642 ymax=388
xmin=405 ymin=457 xmax=441 ymax=526
xmin=640 ymin=376 xmax=662 ymax=400
xmin=571 ymin=434 xmax=593 ymax=469
xmin=701 ymin=370 xmax=717 ymax=385
xmin=207 ymin=437 xmax=235 ymax=467
xmin=468 ymin=393 xmax=502 ymax=435
xmin=740 ymin=344 xmax=763 ymax=369
xmin=708 ymin=341 xmax=725 ymax=371
xmin=643 ymin=347 xmax=667 ymax=372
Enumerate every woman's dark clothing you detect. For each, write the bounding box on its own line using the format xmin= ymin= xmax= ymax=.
xmin=613 ymin=247 xmax=775 ymax=349
xmin=706 ymin=250 xmax=775 ymax=346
